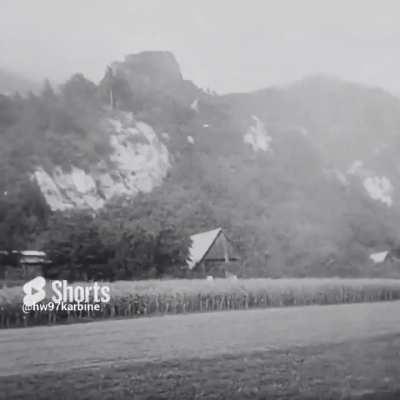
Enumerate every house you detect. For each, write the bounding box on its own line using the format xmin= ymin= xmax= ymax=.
xmin=369 ymin=249 xmax=400 ymax=272
xmin=369 ymin=251 xmax=389 ymax=264
xmin=18 ymin=251 xmax=49 ymax=278
xmin=187 ymin=227 xmax=240 ymax=277
xmin=0 ymin=250 xmax=50 ymax=280
xmin=382 ymin=249 xmax=400 ymax=269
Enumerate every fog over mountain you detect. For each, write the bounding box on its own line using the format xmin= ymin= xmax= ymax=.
xmin=1 ymin=51 xmax=400 ymax=278
xmin=2 ymin=0 xmax=400 ymax=95
xmin=0 ymin=68 xmax=39 ymax=95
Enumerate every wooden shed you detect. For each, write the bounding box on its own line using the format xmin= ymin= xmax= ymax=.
xmin=187 ymin=228 xmax=240 ymax=277
xmin=0 ymin=250 xmax=49 ymax=280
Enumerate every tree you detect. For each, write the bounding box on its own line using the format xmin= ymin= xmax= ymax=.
xmin=0 ymin=179 xmax=49 ymax=251
xmin=99 ymin=66 xmax=116 ymax=109
xmin=40 ymin=79 xmax=57 ymax=104
xmin=61 ymin=74 xmax=98 ymax=109
xmin=97 ymin=195 xmax=191 ymax=279
xmin=43 ymin=211 xmax=110 ymax=280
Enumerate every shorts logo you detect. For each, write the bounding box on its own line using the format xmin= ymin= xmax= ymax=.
xmin=23 ymin=276 xmax=46 ymax=306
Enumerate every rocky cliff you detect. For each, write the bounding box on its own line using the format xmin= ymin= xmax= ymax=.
xmin=33 ymin=111 xmax=170 ymax=210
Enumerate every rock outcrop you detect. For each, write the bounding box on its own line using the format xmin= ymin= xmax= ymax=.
xmin=34 ymin=112 xmax=170 ymax=211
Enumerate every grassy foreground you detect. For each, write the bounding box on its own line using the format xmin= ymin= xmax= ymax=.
xmin=2 ymin=278 xmax=400 ymax=328
xmin=1 ymin=333 xmax=400 ymax=399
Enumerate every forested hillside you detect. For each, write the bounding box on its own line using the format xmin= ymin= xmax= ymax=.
xmin=1 ymin=51 xmax=400 ymax=279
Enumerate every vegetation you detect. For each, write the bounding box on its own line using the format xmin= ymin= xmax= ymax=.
xmin=2 ymin=334 xmax=400 ymax=399
xmin=0 ymin=77 xmax=105 ymax=252
xmin=1 ymin=278 xmax=400 ymax=328
xmin=39 ymin=198 xmax=191 ymax=281
xmin=2 ymin=53 xmax=400 ymax=278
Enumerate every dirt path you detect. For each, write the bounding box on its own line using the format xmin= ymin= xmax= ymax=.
xmin=1 ymin=301 xmax=400 ymax=377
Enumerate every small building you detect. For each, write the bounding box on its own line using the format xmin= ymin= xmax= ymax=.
xmin=18 ymin=251 xmax=49 ymax=278
xmin=369 ymin=249 xmax=400 ymax=273
xmin=382 ymin=249 xmax=400 ymax=270
xmin=369 ymin=251 xmax=389 ymax=264
xmin=187 ymin=228 xmax=240 ymax=277
xmin=0 ymin=250 xmax=49 ymax=280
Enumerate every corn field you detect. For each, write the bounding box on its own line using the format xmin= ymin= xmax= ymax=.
xmin=1 ymin=278 xmax=400 ymax=328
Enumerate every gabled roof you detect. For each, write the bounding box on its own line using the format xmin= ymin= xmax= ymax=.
xmin=369 ymin=251 xmax=389 ymax=263
xmin=187 ymin=227 xmax=222 ymax=270
xmin=19 ymin=250 xmax=47 ymax=257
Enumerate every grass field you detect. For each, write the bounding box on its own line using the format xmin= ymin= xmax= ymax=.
xmin=2 ymin=334 xmax=400 ymax=399
xmin=1 ymin=301 xmax=400 ymax=399
xmin=2 ymin=278 xmax=400 ymax=328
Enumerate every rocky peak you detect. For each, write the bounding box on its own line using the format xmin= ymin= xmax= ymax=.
xmin=111 ymin=51 xmax=183 ymax=90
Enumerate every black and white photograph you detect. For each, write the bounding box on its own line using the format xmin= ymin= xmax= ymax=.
xmin=1 ymin=1 xmax=400 ymax=398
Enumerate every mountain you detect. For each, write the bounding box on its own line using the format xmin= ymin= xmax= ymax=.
xmin=1 ymin=51 xmax=400 ymax=278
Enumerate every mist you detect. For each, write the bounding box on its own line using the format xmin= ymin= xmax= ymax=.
xmin=2 ymin=0 xmax=400 ymax=94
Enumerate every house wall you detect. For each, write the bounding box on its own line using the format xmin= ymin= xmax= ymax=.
xmin=4 ymin=264 xmax=43 ymax=280
xmin=186 ymin=231 xmax=241 ymax=278
xmin=203 ymin=233 xmax=238 ymax=263
xmin=384 ymin=256 xmax=400 ymax=272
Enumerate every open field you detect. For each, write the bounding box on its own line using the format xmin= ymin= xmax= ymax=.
xmin=2 ymin=278 xmax=400 ymax=328
xmin=1 ymin=301 xmax=400 ymax=376
xmin=2 ymin=334 xmax=400 ymax=399
xmin=1 ymin=301 xmax=400 ymax=399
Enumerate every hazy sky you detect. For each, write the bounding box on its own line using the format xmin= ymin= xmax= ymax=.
xmin=1 ymin=0 xmax=400 ymax=94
